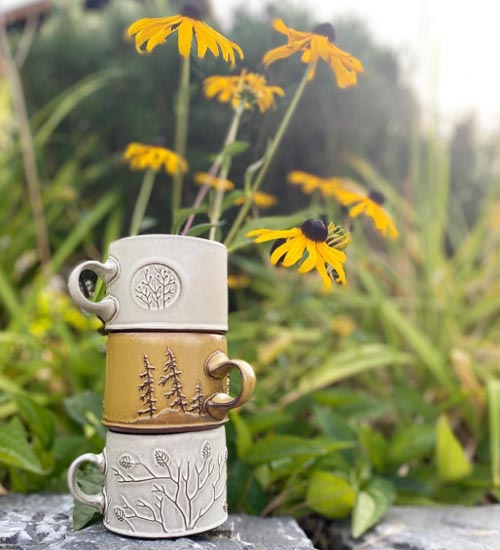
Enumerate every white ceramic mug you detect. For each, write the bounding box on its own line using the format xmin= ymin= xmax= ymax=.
xmin=68 ymin=235 xmax=228 ymax=332
xmin=68 ymin=427 xmax=227 ymax=538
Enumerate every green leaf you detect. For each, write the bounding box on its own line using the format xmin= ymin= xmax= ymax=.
xmin=436 ymin=415 xmax=472 ymax=482
xmin=222 ymin=140 xmax=249 ymax=157
xmin=488 ymin=379 xmax=500 ymax=487
xmin=388 ymin=424 xmax=435 ymax=466
xmin=230 ymin=411 xmax=252 ymax=458
xmin=0 ymin=417 xmax=44 ymax=473
xmin=307 ymin=471 xmax=356 ymax=518
xmin=64 ymin=391 xmax=106 ymax=439
xmin=358 ymin=426 xmax=388 ymax=472
xmin=173 ymin=205 xmax=208 ymax=234
xmin=73 ymin=463 xmax=104 ymax=530
xmin=15 ymin=395 xmax=55 ymax=449
xmin=243 ymin=435 xmax=351 ymax=466
xmin=351 ymin=478 xmax=395 ymax=538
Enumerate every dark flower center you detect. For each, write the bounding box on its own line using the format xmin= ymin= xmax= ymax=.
xmin=368 ymin=190 xmax=385 ymax=205
xmin=301 ymin=219 xmax=328 ymax=242
xmin=182 ymin=5 xmax=203 ymax=20
xmin=313 ymin=23 xmax=336 ymax=42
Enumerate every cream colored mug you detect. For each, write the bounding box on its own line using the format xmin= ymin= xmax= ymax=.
xmin=68 ymin=235 xmax=228 ymax=332
xmin=68 ymin=427 xmax=227 ymax=538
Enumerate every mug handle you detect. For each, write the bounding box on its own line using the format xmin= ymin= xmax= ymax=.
xmin=204 ymin=351 xmax=256 ymax=420
xmin=67 ymin=452 xmax=107 ymax=513
xmin=68 ymin=258 xmax=119 ymax=323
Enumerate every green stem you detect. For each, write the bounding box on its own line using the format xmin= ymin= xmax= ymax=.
xmin=129 ymin=169 xmax=156 ymax=236
xmin=224 ymin=68 xmax=310 ymax=248
xmin=209 ymin=104 xmax=245 ymax=240
xmin=171 ymin=54 xmax=190 ymax=233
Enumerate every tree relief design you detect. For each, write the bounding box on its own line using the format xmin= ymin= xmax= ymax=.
xmin=136 ymin=347 xmax=209 ymax=418
xmin=111 ymin=441 xmax=227 ymax=533
xmin=132 ymin=263 xmax=180 ymax=310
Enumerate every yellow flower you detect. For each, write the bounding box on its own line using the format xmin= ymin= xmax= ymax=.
xmin=247 ymin=219 xmax=348 ymax=289
xmin=287 ymin=171 xmax=350 ymax=196
xmin=124 ymin=143 xmax=188 ymax=175
xmin=263 ymin=19 xmax=363 ymax=86
xmin=194 ymin=172 xmax=234 ymax=191
xmin=228 ymin=273 xmax=251 ymax=289
xmin=234 ymin=191 xmax=278 ymax=208
xmin=204 ymin=70 xmax=285 ymax=113
xmin=127 ymin=8 xmax=243 ymax=63
xmin=334 ymin=188 xmax=399 ymax=238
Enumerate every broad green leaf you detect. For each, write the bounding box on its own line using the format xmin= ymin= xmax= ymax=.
xmin=15 ymin=395 xmax=55 ymax=448
xmin=230 ymin=411 xmax=252 ymax=458
xmin=436 ymin=415 xmax=472 ymax=482
xmin=306 ymin=471 xmax=355 ymax=518
xmin=243 ymin=435 xmax=351 ymax=466
xmin=73 ymin=464 xmax=104 ymax=530
xmin=358 ymin=426 xmax=388 ymax=472
xmin=351 ymin=478 xmax=395 ymax=538
xmin=488 ymin=379 xmax=500 ymax=487
xmin=0 ymin=417 xmax=44 ymax=473
xmin=388 ymin=424 xmax=435 ymax=466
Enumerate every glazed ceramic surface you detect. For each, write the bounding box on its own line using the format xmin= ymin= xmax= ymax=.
xmin=68 ymin=427 xmax=227 ymax=538
xmin=103 ymin=332 xmax=256 ymax=432
xmin=68 ymin=235 xmax=228 ymax=332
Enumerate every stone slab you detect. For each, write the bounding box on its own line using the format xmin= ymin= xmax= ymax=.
xmin=333 ymin=505 xmax=500 ymax=550
xmin=0 ymin=494 xmax=316 ymax=550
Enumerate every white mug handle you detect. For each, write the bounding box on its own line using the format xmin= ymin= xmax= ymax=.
xmin=68 ymin=258 xmax=119 ymax=323
xmin=67 ymin=452 xmax=107 ymax=513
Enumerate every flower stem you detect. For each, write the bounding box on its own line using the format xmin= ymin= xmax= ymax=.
xmin=129 ymin=169 xmax=156 ymax=236
xmin=171 ymin=54 xmax=190 ymax=233
xmin=224 ymin=68 xmax=310 ymax=248
xmin=181 ymin=102 xmax=244 ymax=236
xmin=208 ymin=105 xmax=245 ymax=240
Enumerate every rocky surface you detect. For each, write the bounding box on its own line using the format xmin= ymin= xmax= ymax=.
xmin=0 ymin=494 xmax=315 ymax=550
xmin=333 ymin=505 xmax=500 ymax=550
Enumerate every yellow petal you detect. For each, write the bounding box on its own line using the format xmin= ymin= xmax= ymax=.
xmin=270 ymin=240 xmax=292 ymax=265
xmin=282 ymin=235 xmax=306 ymax=266
xmin=177 ymin=20 xmax=194 ymax=57
xmin=298 ymin=241 xmax=318 ymax=273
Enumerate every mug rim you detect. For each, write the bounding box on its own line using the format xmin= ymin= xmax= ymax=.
xmin=109 ymin=234 xmax=227 ymax=251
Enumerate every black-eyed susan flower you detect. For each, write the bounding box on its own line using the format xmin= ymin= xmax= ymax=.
xmin=234 ymin=191 xmax=278 ymax=208
xmin=204 ymin=70 xmax=285 ymax=113
xmin=127 ymin=7 xmax=243 ymax=63
xmin=124 ymin=143 xmax=188 ymax=175
xmin=263 ymin=19 xmax=363 ymax=86
xmin=247 ymin=219 xmax=348 ymax=289
xmin=333 ymin=188 xmax=399 ymax=238
xmin=287 ymin=170 xmax=350 ymax=196
xmin=194 ymin=172 xmax=234 ymax=191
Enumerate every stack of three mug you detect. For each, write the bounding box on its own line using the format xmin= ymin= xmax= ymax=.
xmin=67 ymin=235 xmax=256 ymax=538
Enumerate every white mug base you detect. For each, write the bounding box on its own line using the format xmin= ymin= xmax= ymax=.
xmin=103 ymin=513 xmax=228 ymax=539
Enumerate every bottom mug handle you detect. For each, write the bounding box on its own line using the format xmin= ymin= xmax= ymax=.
xmin=67 ymin=452 xmax=106 ymax=513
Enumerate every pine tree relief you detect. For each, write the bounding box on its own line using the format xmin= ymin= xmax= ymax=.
xmin=159 ymin=348 xmax=188 ymax=412
xmin=138 ymin=353 xmax=157 ymax=417
xmin=186 ymin=382 xmax=205 ymax=416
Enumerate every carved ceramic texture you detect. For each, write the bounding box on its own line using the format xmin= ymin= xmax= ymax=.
xmin=103 ymin=333 xmax=229 ymax=432
xmin=103 ymin=429 xmax=227 ymax=537
xmin=136 ymin=348 xmax=205 ymax=419
xmin=132 ymin=264 xmax=180 ymax=310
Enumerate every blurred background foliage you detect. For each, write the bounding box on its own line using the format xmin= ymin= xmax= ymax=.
xmin=1 ymin=0 xmax=500 ymax=543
